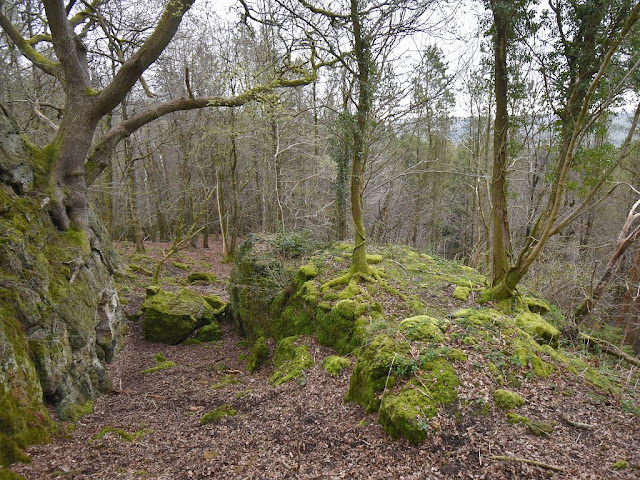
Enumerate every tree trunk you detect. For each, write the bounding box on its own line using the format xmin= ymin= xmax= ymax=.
xmin=489 ymin=0 xmax=512 ymax=286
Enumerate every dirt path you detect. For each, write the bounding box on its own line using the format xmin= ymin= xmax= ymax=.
xmin=12 ymin=241 xmax=640 ymax=479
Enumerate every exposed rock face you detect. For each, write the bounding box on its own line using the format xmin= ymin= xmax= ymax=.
xmin=0 ymin=107 xmax=125 ymax=462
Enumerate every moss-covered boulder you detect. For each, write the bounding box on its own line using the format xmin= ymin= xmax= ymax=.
xmin=142 ymin=288 xmax=217 ymax=344
xmin=346 ymin=335 xmax=411 ymax=413
xmin=399 ymin=315 xmax=445 ymax=342
xmin=378 ymin=359 xmax=459 ymax=444
xmin=269 ymin=336 xmax=314 ymax=386
xmin=515 ymin=312 xmax=560 ymax=348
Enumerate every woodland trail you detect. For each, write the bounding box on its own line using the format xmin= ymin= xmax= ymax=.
xmin=13 ymin=241 xmax=640 ymax=479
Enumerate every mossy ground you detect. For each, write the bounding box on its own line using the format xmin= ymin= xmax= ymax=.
xmin=228 ymin=236 xmax=640 ymax=445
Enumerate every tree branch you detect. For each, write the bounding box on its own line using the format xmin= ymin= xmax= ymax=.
xmin=0 ymin=10 xmax=61 ymax=78
xmin=86 ymin=70 xmax=318 ymax=185
xmin=92 ymin=0 xmax=196 ymax=116
xmin=42 ymin=0 xmax=91 ymax=92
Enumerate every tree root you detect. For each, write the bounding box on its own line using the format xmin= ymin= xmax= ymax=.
xmin=491 ymin=455 xmax=564 ymax=472
xmin=579 ymin=333 xmax=640 ymax=367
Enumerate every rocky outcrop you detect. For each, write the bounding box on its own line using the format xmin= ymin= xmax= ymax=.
xmin=1 ymin=107 xmax=124 ymax=464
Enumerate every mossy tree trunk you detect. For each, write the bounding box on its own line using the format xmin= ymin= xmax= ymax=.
xmin=488 ymin=0 xmax=512 ymax=287
xmin=349 ymin=0 xmax=373 ymax=276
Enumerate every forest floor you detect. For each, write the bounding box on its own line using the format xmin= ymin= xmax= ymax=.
xmin=12 ymin=240 xmax=640 ymax=480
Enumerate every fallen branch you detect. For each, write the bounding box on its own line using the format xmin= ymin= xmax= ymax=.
xmin=579 ymin=333 xmax=640 ymax=367
xmin=560 ymin=415 xmax=597 ymax=431
xmin=491 ymin=455 xmax=564 ymax=472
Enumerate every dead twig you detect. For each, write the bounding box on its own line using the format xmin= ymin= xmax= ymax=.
xmin=579 ymin=333 xmax=640 ymax=367
xmin=560 ymin=415 xmax=597 ymax=431
xmin=491 ymin=455 xmax=564 ymax=472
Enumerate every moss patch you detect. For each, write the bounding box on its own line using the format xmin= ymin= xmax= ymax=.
xmin=323 ymin=356 xmax=351 ymax=375
xmin=187 ymin=272 xmax=217 ymax=283
xmin=399 ymin=315 xmax=445 ymax=342
xmin=612 ymin=460 xmax=628 ymax=470
xmin=515 ymin=312 xmax=560 ymax=348
xmin=91 ymin=427 xmax=151 ymax=442
xmin=453 ymin=286 xmax=471 ymax=301
xmin=246 ymin=336 xmax=269 ymax=373
xmin=493 ymin=389 xmax=525 ymax=410
xmin=270 ymin=336 xmax=314 ymax=386
xmin=141 ymin=361 xmax=176 ymax=374
xmin=378 ymin=359 xmax=460 ymax=444
xmin=200 ymin=405 xmax=237 ymax=424
xmin=194 ymin=324 xmax=221 ymax=343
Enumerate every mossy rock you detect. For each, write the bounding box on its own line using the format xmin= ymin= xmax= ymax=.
xmin=142 ymin=288 xmax=216 ymax=344
xmin=398 ymin=315 xmax=445 ymax=342
xmin=452 ymin=308 xmax=499 ymax=326
xmin=246 ymin=336 xmax=269 ymax=373
xmin=346 ymin=335 xmax=411 ymax=413
xmin=378 ymin=359 xmax=460 ymax=444
xmin=323 ymin=356 xmax=351 ymax=375
xmin=141 ymin=361 xmax=176 ymax=374
xmin=204 ymin=295 xmax=225 ymax=311
xmin=366 ymin=254 xmax=383 ymax=265
xmin=525 ymin=419 xmax=555 ymax=436
xmin=200 ymin=404 xmax=237 ymax=424
xmin=493 ymin=389 xmax=525 ymax=410
xmin=269 ymin=336 xmax=314 ymax=386
xmin=195 ymin=324 xmax=221 ymax=343
xmin=525 ymin=296 xmax=550 ymax=316
xmin=316 ymin=299 xmax=367 ymax=354
xmin=453 ymin=286 xmax=471 ymax=301
xmin=515 ymin=312 xmax=560 ymax=349
xmin=187 ymin=272 xmax=217 ymax=284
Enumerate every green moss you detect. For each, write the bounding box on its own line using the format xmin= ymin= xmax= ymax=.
xmin=446 ymin=348 xmax=468 ymax=363
xmin=493 ymin=389 xmax=525 ymax=410
xmin=200 ymin=405 xmax=237 ymax=424
xmin=204 ymin=295 xmax=225 ymax=311
xmin=316 ymin=299 xmax=367 ymax=354
xmin=612 ymin=460 xmax=628 ymax=470
xmin=211 ymin=375 xmax=238 ymax=389
xmin=453 ymin=286 xmax=471 ymax=301
xmin=153 ymin=353 xmax=166 ymax=363
xmin=0 ymin=466 xmax=26 ymax=480
xmin=0 ymin=435 xmax=30 ymax=467
xmin=506 ymin=412 xmax=529 ymax=424
xmin=61 ymin=400 xmax=94 ymax=422
xmin=141 ymin=361 xmax=176 ymax=374
xmin=346 ymin=335 xmax=411 ymax=413
xmin=270 ymin=337 xmax=314 ymax=386
xmin=298 ymin=264 xmax=318 ymax=278
xmin=366 ymin=254 xmax=383 ymax=264
xmin=323 ymin=356 xmax=351 ymax=375
xmin=526 ymin=419 xmax=554 ymax=436
xmin=399 ymin=315 xmax=444 ymax=342
xmin=142 ymin=288 xmax=216 ymax=344
xmin=188 ymin=272 xmax=217 ymax=283
xmin=182 ymin=338 xmax=202 ymax=345
xmin=246 ymin=336 xmax=269 ymax=373
xmin=378 ymin=359 xmax=460 ymax=444
xmin=515 ymin=312 xmax=560 ymax=348
xmin=452 ymin=308 xmax=500 ymax=326
xmin=172 ymin=261 xmax=191 ymax=271
xmin=91 ymin=427 xmax=151 ymax=442
xmin=525 ymin=297 xmax=550 ymax=316
xmin=337 ymin=280 xmax=362 ymax=300
xmin=195 ymin=324 xmax=221 ymax=343
xmin=146 ymin=285 xmax=161 ymax=296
